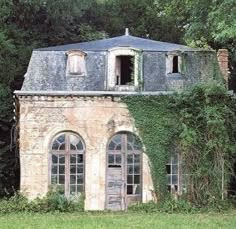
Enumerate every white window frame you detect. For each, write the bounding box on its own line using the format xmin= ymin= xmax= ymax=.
xmin=107 ymin=47 xmax=142 ymax=91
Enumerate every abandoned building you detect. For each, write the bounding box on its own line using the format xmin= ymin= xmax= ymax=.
xmin=14 ymin=30 xmax=229 ymax=210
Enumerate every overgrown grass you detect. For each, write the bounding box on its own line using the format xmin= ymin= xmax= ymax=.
xmin=0 ymin=211 xmax=236 ymax=229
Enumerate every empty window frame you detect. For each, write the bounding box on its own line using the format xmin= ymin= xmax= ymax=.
xmin=66 ymin=50 xmax=86 ymax=75
xmin=172 ymin=56 xmax=179 ymax=73
xmin=166 ymin=52 xmax=182 ymax=75
xmin=50 ymin=132 xmax=85 ymax=196
xmin=115 ymin=55 xmax=134 ymax=86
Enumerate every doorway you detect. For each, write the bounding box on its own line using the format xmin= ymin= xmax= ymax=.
xmin=106 ymin=132 xmax=142 ymax=210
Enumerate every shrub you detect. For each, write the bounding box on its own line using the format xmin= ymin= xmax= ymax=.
xmin=0 ymin=188 xmax=84 ymax=214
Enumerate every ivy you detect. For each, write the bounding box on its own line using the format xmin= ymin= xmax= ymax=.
xmin=122 ymin=82 xmax=236 ymax=206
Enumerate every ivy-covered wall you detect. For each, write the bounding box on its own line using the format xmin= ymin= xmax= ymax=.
xmin=122 ymin=82 xmax=236 ymax=206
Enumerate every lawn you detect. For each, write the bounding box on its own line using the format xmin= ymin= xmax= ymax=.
xmin=0 ymin=212 xmax=235 ymax=229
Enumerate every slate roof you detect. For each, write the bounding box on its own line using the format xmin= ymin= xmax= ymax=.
xmin=37 ymin=35 xmax=195 ymax=52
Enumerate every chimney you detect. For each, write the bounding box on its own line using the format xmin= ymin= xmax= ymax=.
xmin=217 ymin=49 xmax=229 ymax=85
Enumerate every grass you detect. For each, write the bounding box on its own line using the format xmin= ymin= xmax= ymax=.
xmin=0 ymin=211 xmax=236 ymax=229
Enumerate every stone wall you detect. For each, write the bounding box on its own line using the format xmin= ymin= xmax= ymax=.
xmin=18 ymin=95 xmax=154 ymax=210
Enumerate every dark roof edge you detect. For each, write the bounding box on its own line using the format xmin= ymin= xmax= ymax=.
xmin=14 ymin=90 xmax=174 ymax=96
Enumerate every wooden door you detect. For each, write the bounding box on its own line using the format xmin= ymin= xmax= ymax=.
xmin=106 ymin=133 xmax=142 ymax=210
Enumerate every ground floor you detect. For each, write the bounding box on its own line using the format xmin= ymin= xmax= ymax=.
xmin=18 ymin=95 xmax=154 ymax=210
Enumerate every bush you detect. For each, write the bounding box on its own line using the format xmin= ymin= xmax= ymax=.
xmin=0 ymin=187 xmax=84 ymax=214
xmin=129 ymin=198 xmax=196 ymax=213
xmin=129 ymin=197 xmax=235 ymax=213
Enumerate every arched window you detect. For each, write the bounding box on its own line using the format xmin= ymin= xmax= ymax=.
xmin=50 ymin=132 xmax=85 ymax=196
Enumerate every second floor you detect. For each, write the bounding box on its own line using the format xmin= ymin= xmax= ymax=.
xmin=21 ymin=34 xmax=223 ymax=92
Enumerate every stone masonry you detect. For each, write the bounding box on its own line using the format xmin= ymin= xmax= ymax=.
xmin=18 ymin=95 xmax=154 ymax=210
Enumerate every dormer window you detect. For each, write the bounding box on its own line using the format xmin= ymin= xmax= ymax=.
xmin=66 ymin=50 xmax=86 ymax=75
xmin=107 ymin=47 xmax=141 ymax=91
xmin=115 ymin=55 xmax=134 ymax=86
xmin=166 ymin=51 xmax=182 ymax=75
xmin=172 ymin=56 xmax=179 ymax=73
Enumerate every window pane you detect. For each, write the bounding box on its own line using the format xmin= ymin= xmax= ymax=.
xmin=77 ymin=154 xmax=83 ymax=163
xmin=51 ymin=175 xmax=57 ymax=184
xmin=77 ymin=165 xmax=83 ymax=174
xmin=127 ymin=175 xmax=133 ymax=184
xmin=108 ymin=154 xmax=114 ymax=164
xmin=172 ymin=165 xmax=178 ymax=174
xmin=70 ymin=185 xmax=76 ymax=194
xmin=127 ymin=185 xmax=133 ymax=194
xmin=70 ymin=165 xmax=76 ymax=174
xmin=77 ymin=185 xmax=83 ymax=192
xmin=167 ymin=175 xmax=171 ymax=184
xmin=134 ymin=185 xmax=141 ymax=194
xmin=77 ymin=175 xmax=83 ymax=184
xmin=115 ymin=143 xmax=122 ymax=150
xmin=52 ymin=155 xmax=58 ymax=163
xmin=134 ymin=175 xmax=140 ymax=184
xmin=52 ymin=141 xmax=60 ymax=150
xmin=76 ymin=141 xmax=84 ymax=150
xmin=108 ymin=141 xmax=116 ymax=150
xmin=128 ymin=165 xmax=133 ymax=174
xmin=59 ymin=156 xmax=65 ymax=164
xmin=134 ymin=154 xmax=140 ymax=163
xmin=134 ymin=165 xmax=140 ymax=174
xmin=172 ymin=175 xmax=178 ymax=185
xmin=51 ymin=165 xmax=57 ymax=175
xmin=166 ymin=165 xmax=171 ymax=174
xmin=70 ymin=175 xmax=76 ymax=184
xmin=59 ymin=175 xmax=65 ymax=184
xmin=127 ymin=143 xmax=134 ymax=150
xmin=59 ymin=165 xmax=65 ymax=174
xmin=59 ymin=143 xmax=65 ymax=150
xmin=127 ymin=155 xmax=133 ymax=164
xmin=57 ymin=134 xmax=65 ymax=144
xmin=70 ymin=155 xmax=76 ymax=163
xmin=115 ymin=154 xmax=121 ymax=164
xmin=112 ymin=134 xmax=122 ymax=144
xmin=70 ymin=144 xmax=76 ymax=150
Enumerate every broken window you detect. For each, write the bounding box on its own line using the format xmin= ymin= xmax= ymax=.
xmin=172 ymin=56 xmax=179 ymax=73
xmin=50 ymin=132 xmax=85 ymax=196
xmin=115 ymin=55 xmax=134 ymax=86
xmin=166 ymin=151 xmax=187 ymax=195
xmin=166 ymin=51 xmax=182 ymax=75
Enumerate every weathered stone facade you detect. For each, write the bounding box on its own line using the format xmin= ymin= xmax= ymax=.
xmin=18 ymin=95 xmax=154 ymax=210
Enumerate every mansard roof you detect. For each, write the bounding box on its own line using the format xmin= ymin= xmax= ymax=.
xmin=37 ymin=34 xmax=195 ymax=52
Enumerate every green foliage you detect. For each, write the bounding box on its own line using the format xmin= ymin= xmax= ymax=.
xmin=122 ymin=82 xmax=236 ymax=206
xmin=129 ymin=199 xmax=196 ymax=213
xmin=129 ymin=198 xmax=235 ymax=213
xmin=0 ymin=188 xmax=84 ymax=214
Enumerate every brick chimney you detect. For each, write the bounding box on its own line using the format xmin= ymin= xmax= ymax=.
xmin=217 ymin=49 xmax=229 ymax=85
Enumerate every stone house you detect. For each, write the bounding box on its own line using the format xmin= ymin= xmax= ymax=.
xmin=14 ymin=31 xmax=228 ymax=211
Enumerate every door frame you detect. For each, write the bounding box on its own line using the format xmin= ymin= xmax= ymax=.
xmin=105 ymin=132 xmax=142 ymax=210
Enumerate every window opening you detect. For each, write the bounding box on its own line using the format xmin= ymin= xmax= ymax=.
xmin=172 ymin=56 xmax=179 ymax=73
xmin=166 ymin=151 xmax=187 ymax=194
xmin=116 ymin=55 xmax=134 ymax=85
xmin=50 ymin=132 xmax=85 ymax=196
